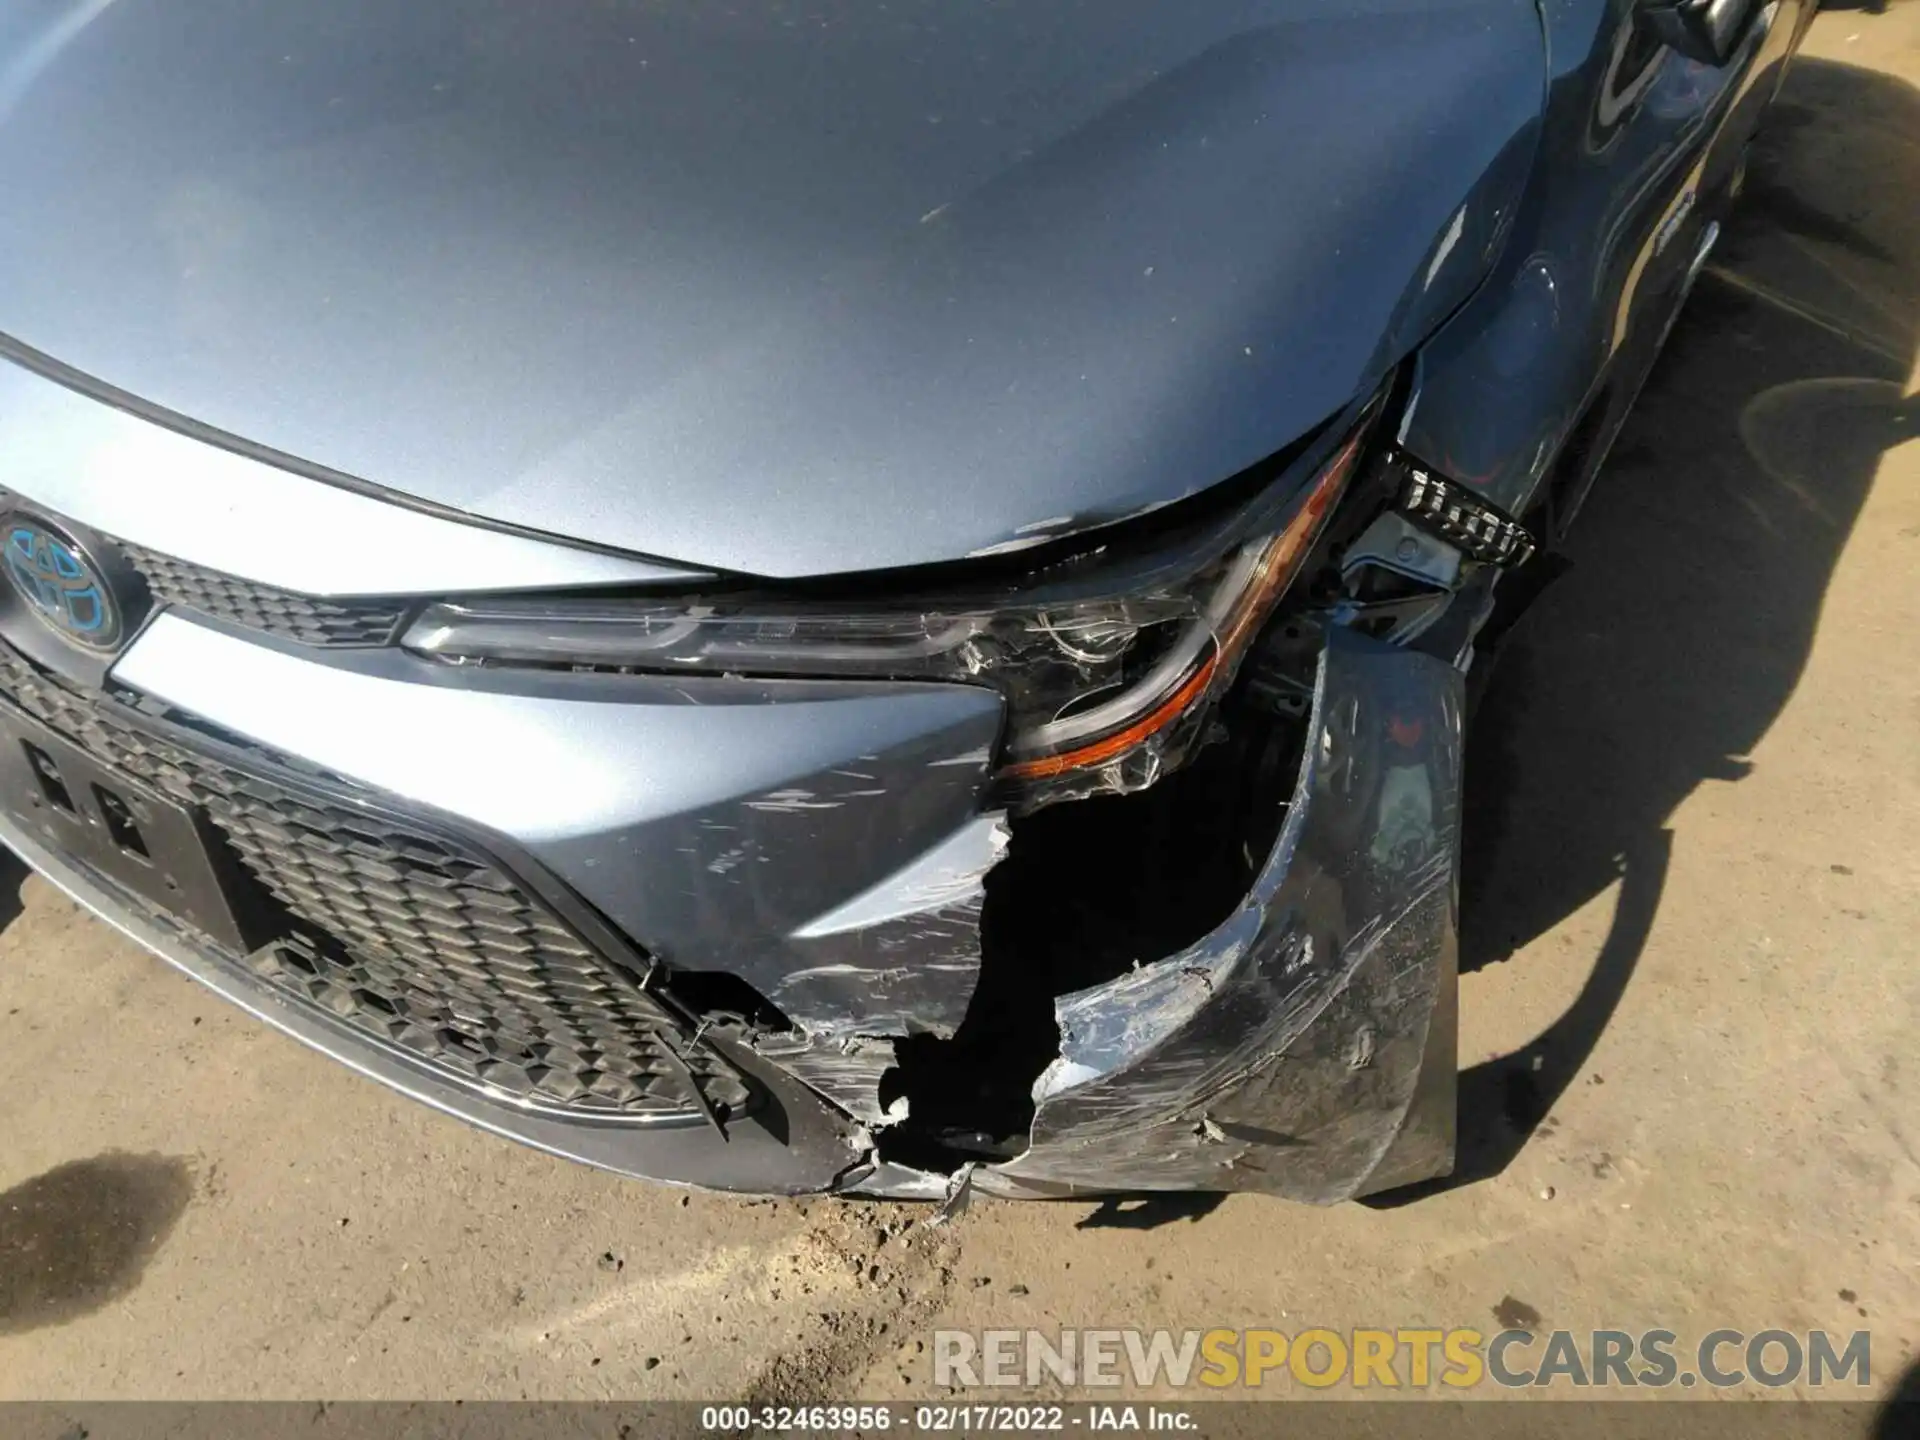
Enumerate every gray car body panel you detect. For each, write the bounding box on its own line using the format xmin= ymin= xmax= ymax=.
xmin=111 ymin=612 xmax=1008 ymax=1038
xmin=0 ymin=358 xmax=705 ymax=595
xmin=0 ymin=0 xmax=1542 ymax=577
xmin=1399 ymin=0 xmax=1809 ymax=520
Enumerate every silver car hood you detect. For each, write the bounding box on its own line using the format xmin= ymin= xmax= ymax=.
xmin=0 ymin=0 xmax=1541 ymax=579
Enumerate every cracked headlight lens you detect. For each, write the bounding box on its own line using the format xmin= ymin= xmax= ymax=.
xmin=404 ymin=423 xmax=1370 ymax=807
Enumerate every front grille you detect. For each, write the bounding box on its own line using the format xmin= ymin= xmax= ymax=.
xmin=117 ymin=541 xmax=409 ymax=647
xmin=0 ymin=649 xmax=750 ymax=1123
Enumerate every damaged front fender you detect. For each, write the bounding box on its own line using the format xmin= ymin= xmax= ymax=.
xmin=977 ymin=626 xmax=1463 ymax=1202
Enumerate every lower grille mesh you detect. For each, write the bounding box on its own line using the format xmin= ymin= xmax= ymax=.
xmin=0 ymin=649 xmax=750 ymax=1122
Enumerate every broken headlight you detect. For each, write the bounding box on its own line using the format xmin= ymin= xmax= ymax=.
xmin=403 ymin=422 xmax=1372 ymax=808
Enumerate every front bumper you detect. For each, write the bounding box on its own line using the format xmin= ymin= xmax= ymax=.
xmin=0 ymin=601 xmax=1461 ymax=1200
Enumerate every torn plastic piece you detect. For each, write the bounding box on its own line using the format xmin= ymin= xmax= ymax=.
xmin=975 ymin=625 xmax=1464 ymax=1203
xmin=794 ymin=815 xmax=1010 ymax=937
xmin=923 ymin=1163 xmax=979 ymax=1227
xmin=1031 ymin=936 xmax=1242 ymax=1103
xmin=768 ymin=905 xmax=985 ymax=1041
xmin=768 ymin=816 xmax=1009 ymax=1043
xmin=836 ymin=1160 xmax=960 ymax=1201
xmin=754 ymin=1032 xmax=902 ymax=1128
xmin=752 ymin=814 xmax=1013 ymax=1130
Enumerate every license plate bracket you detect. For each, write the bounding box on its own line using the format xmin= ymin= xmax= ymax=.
xmin=0 ymin=703 xmax=251 ymax=952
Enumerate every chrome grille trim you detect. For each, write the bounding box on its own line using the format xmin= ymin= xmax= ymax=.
xmin=115 ymin=540 xmax=409 ymax=647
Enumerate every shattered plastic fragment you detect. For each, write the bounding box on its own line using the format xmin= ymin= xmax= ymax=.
xmin=923 ymin=1163 xmax=978 ymax=1227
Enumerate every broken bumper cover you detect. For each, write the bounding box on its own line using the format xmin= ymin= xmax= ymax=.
xmin=837 ymin=626 xmax=1464 ymax=1202
xmin=964 ymin=627 xmax=1464 ymax=1202
xmin=2 ymin=609 xmax=1460 ymax=1200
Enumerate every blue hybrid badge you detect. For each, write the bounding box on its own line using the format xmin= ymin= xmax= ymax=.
xmin=4 ymin=519 xmax=123 ymax=651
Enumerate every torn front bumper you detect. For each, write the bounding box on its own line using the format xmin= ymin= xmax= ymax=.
xmin=854 ymin=626 xmax=1466 ymax=1203
xmin=3 ymin=595 xmax=1459 ymax=1202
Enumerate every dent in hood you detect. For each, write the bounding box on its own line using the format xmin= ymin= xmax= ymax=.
xmin=0 ymin=0 xmax=1543 ymax=577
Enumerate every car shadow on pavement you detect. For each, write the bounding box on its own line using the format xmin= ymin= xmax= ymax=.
xmin=0 ymin=844 xmax=25 ymax=934
xmin=1875 ymin=1357 xmax=1920 ymax=1436
xmin=1372 ymin=55 xmax=1920 ymax=1204
xmin=1074 ymin=1193 xmax=1228 ymax=1230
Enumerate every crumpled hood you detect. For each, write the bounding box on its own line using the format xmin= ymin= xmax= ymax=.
xmin=0 ymin=0 xmax=1543 ymax=579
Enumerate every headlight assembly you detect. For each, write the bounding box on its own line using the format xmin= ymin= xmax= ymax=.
xmin=404 ymin=414 xmax=1375 ymax=809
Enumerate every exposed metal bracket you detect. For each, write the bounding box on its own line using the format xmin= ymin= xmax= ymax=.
xmin=1342 ymin=511 xmax=1464 ymax=591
